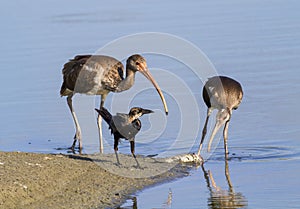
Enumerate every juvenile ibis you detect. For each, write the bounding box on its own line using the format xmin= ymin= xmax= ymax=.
xmin=197 ymin=76 xmax=243 ymax=156
xmin=60 ymin=54 xmax=168 ymax=153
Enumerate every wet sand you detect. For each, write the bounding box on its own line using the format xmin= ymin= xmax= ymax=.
xmin=0 ymin=151 xmax=190 ymax=209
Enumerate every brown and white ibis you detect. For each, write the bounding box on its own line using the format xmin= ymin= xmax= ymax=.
xmin=60 ymin=54 xmax=168 ymax=153
xmin=197 ymin=76 xmax=243 ymax=156
xmin=95 ymin=107 xmax=153 ymax=168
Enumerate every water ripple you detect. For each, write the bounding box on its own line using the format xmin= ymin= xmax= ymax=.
xmin=209 ymin=146 xmax=300 ymax=162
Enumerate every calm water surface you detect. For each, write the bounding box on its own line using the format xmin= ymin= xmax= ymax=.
xmin=1 ymin=0 xmax=300 ymax=208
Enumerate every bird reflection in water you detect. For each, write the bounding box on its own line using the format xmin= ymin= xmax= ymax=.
xmin=116 ymin=196 xmax=137 ymax=209
xmin=117 ymin=188 xmax=172 ymax=209
xmin=161 ymin=188 xmax=173 ymax=208
xmin=201 ymin=156 xmax=248 ymax=209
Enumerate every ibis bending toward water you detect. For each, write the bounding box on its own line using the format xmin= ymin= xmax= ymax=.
xmin=60 ymin=54 xmax=168 ymax=153
xmin=95 ymin=107 xmax=153 ymax=168
xmin=197 ymin=76 xmax=243 ymax=157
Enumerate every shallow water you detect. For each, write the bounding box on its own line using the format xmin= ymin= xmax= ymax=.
xmin=121 ymin=158 xmax=300 ymax=209
xmin=1 ymin=0 xmax=300 ymax=208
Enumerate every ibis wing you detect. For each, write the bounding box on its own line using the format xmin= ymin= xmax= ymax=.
xmin=60 ymin=55 xmax=92 ymax=95
xmin=60 ymin=55 xmax=125 ymax=95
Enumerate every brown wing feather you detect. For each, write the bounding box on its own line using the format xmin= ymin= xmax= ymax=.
xmin=98 ymin=57 xmax=124 ymax=92
xmin=60 ymin=55 xmax=125 ymax=96
xmin=60 ymin=55 xmax=92 ymax=96
xmin=203 ymin=76 xmax=243 ymax=110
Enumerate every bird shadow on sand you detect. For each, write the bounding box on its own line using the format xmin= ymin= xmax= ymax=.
xmin=66 ymin=154 xmax=94 ymax=162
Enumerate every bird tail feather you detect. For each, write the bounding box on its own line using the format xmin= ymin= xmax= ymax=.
xmin=95 ymin=107 xmax=112 ymax=125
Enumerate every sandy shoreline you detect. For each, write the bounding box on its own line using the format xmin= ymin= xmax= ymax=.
xmin=0 ymin=151 xmax=191 ymax=209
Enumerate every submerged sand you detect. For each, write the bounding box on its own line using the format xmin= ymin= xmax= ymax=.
xmin=0 ymin=152 xmax=191 ymax=209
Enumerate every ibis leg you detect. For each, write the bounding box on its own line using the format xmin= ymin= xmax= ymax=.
xmin=67 ymin=95 xmax=82 ymax=152
xmin=198 ymin=108 xmax=212 ymax=156
xmin=97 ymin=94 xmax=107 ymax=153
xmin=223 ymin=120 xmax=230 ymax=155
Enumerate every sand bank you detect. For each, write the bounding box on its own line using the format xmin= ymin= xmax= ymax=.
xmin=0 ymin=152 xmax=192 ymax=209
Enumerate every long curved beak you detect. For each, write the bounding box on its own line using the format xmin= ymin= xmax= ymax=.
xmin=207 ymin=113 xmax=229 ymax=152
xmin=139 ymin=65 xmax=169 ymax=115
xmin=207 ymin=120 xmax=225 ymax=152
